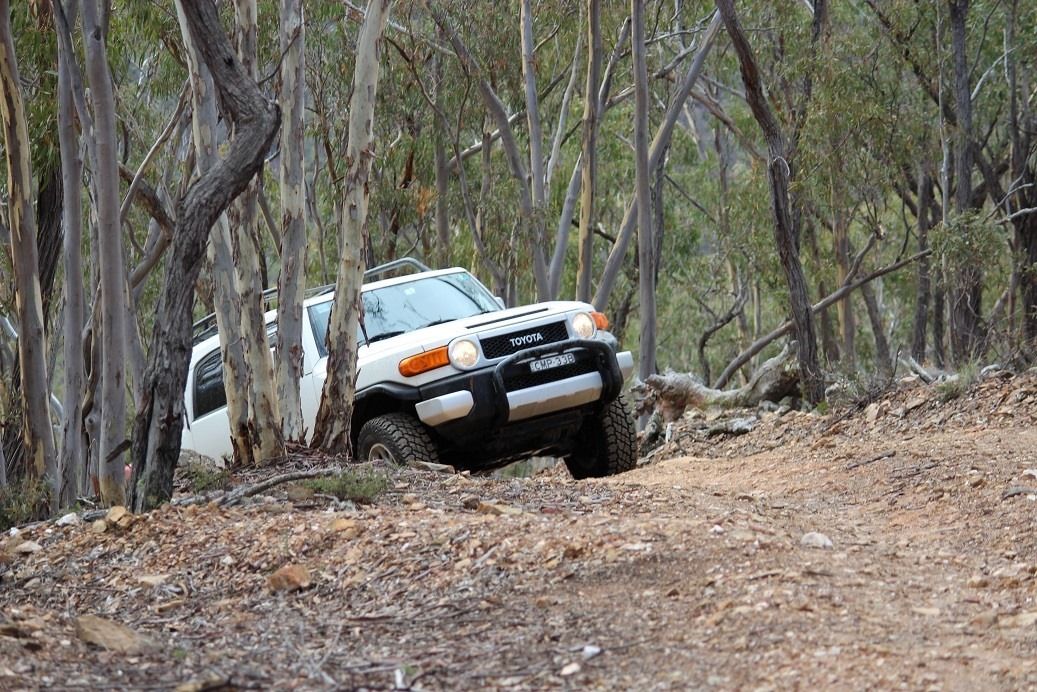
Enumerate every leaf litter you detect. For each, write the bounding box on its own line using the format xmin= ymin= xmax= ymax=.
xmin=1 ymin=370 xmax=1037 ymax=689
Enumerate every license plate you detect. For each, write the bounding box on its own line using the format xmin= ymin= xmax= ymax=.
xmin=529 ymin=352 xmax=576 ymax=373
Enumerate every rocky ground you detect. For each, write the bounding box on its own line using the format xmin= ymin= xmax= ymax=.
xmin=2 ymin=369 xmax=1037 ymax=690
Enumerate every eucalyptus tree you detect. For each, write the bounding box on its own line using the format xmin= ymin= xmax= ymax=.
xmin=130 ymin=0 xmax=279 ymax=511
xmin=575 ymin=0 xmax=602 ymax=303
xmin=631 ymin=0 xmax=655 ymax=386
xmin=592 ymin=11 xmax=721 ymax=311
xmin=0 ymin=0 xmax=58 ymax=500
xmin=995 ymin=0 xmax=1037 ymax=351
xmin=946 ymin=0 xmax=982 ymax=361
xmin=81 ymin=0 xmax=131 ymax=505
xmin=714 ymin=0 xmax=824 ymax=403
xmin=54 ymin=0 xmax=87 ymax=504
xmin=231 ymin=0 xmax=284 ymax=463
xmin=174 ymin=0 xmax=254 ymax=467
xmin=518 ymin=0 xmax=552 ymax=299
xmin=275 ymin=0 xmax=308 ymax=443
xmin=861 ymin=0 xmax=1037 ymax=363
xmin=312 ymin=0 xmax=392 ymax=453
xmin=430 ymin=4 xmax=551 ymax=300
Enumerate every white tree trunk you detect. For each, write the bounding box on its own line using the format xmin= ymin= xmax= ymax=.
xmin=431 ymin=6 xmax=549 ymax=299
xmin=576 ymin=0 xmax=602 ymax=303
xmin=312 ymin=0 xmax=392 ymax=452
xmin=56 ymin=0 xmax=87 ymax=504
xmin=520 ymin=0 xmax=551 ymax=296
xmin=0 ymin=0 xmax=58 ymax=500
xmin=631 ymin=0 xmax=656 ymax=393
xmin=275 ymin=0 xmax=309 ymax=443
xmin=232 ymin=0 xmax=284 ymax=463
xmin=82 ymin=0 xmax=129 ymax=506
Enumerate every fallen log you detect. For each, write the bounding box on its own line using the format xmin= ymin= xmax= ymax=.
xmin=639 ymin=341 xmax=800 ymax=421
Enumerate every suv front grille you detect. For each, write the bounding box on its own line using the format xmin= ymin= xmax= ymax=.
xmin=480 ymin=321 xmax=569 ymax=359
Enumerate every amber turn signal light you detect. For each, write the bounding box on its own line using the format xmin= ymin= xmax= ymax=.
xmin=591 ymin=311 xmax=609 ymax=330
xmin=399 ymin=347 xmax=450 ymax=377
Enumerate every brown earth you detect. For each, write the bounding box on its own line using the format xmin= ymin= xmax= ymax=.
xmin=2 ymin=370 xmax=1037 ymax=690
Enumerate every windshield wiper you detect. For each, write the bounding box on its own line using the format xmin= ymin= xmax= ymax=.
xmin=365 ymin=330 xmax=406 ymax=344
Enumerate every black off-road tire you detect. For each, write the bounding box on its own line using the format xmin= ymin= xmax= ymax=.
xmin=564 ymin=395 xmax=637 ymax=479
xmin=357 ymin=413 xmax=440 ymax=465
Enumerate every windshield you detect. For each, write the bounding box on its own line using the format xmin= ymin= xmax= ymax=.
xmin=307 ymin=271 xmax=500 ymax=356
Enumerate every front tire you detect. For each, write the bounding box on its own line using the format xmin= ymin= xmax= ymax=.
xmin=564 ymin=395 xmax=637 ymax=479
xmin=356 ymin=413 xmax=440 ymax=465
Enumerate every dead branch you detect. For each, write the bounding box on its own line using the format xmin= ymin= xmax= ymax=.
xmin=714 ymin=249 xmax=931 ymax=388
xmin=845 ymin=449 xmax=896 ymax=470
xmin=217 ymin=468 xmax=339 ymax=507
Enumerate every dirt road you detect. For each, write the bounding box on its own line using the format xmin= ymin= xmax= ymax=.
xmin=2 ymin=372 xmax=1037 ymax=690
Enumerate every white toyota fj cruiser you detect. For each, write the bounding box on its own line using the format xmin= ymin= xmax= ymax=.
xmin=183 ymin=259 xmax=637 ymax=477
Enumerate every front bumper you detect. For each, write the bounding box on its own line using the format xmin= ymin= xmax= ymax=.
xmin=414 ymin=339 xmax=632 ymax=432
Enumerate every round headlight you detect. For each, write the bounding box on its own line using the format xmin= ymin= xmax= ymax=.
xmin=572 ymin=312 xmax=596 ymax=339
xmin=449 ymin=339 xmax=479 ymax=369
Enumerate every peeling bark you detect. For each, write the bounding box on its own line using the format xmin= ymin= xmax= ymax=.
xmin=232 ymin=0 xmax=284 ymax=463
xmin=82 ymin=0 xmax=129 ymax=506
xmin=312 ymin=0 xmax=392 ymax=454
xmin=275 ymin=0 xmax=309 ymax=443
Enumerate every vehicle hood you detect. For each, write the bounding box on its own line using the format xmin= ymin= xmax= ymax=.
xmin=357 ymin=300 xmax=591 ymax=360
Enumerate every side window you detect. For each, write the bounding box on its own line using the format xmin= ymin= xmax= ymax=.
xmin=307 ymin=302 xmax=332 ymax=357
xmin=193 ymin=348 xmax=226 ymax=419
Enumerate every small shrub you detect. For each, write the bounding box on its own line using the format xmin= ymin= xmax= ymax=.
xmin=0 ymin=477 xmax=50 ymax=531
xmin=303 ymin=469 xmax=388 ymax=504
xmin=184 ymin=464 xmax=230 ymax=493
xmin=936 ymin=363 xmax=979 ymax=403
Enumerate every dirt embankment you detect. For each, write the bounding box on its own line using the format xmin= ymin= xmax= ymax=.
xmin=3 ymin=371 xmax=1037 ymax=690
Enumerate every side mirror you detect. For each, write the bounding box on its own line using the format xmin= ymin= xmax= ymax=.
xmin=495 ymin=296 xmax=506 ymax=309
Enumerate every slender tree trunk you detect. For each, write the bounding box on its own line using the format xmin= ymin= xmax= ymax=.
xmin=56 ymin=0 xmax=87 ymax=504
xmin=551 ymin=16 xmax=627 ymax=299
xmin=312 ymin=0 xmax=392 ymax=453
xmin=36 ymin=168 xmax=64 ymax=325
xmin=174 ymin=0 xmax=253 ymax=467
xmin=276 ymin=0 xmax=308 ymax=443
xmin=632 ymin=0 xmax=656 ymax=394
xmin=833 ymin=210 xmax=856 ymax=367
xmin=948 ymin=0 xmax=983 ymax=362
xmin=716 ymin=0 xmax=824 ymax=403
xmin=232 ymin=0 xmax=284 ymax=463
xmin=860 ymin=282 xmax=892 ymax=378
xmin=0 ymin=0 xmax=58 ymax=500
xmin=433 ymin=41 xmax=451 ymax=270
xmin=803 ymin=220 xmax=838 ymax=365
xmin=576 ymin=0 xmax=602 ymax=303
xmin=431 ymin=6 xmax=549 ymax=299
xmin=82 ymin=0 xmax=129 ymax=506
xmin=592 ymin=12 xmax=721 ymax=310
xmin=520 ymin=0 xmax=551 ymax=299
xmin=933 ymin=279 xmax=946 ymax=368
xmin=912 ymin=169 xmax=933 ymax=362
xmin=129 ymin=0 xmax=279 ymax=512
